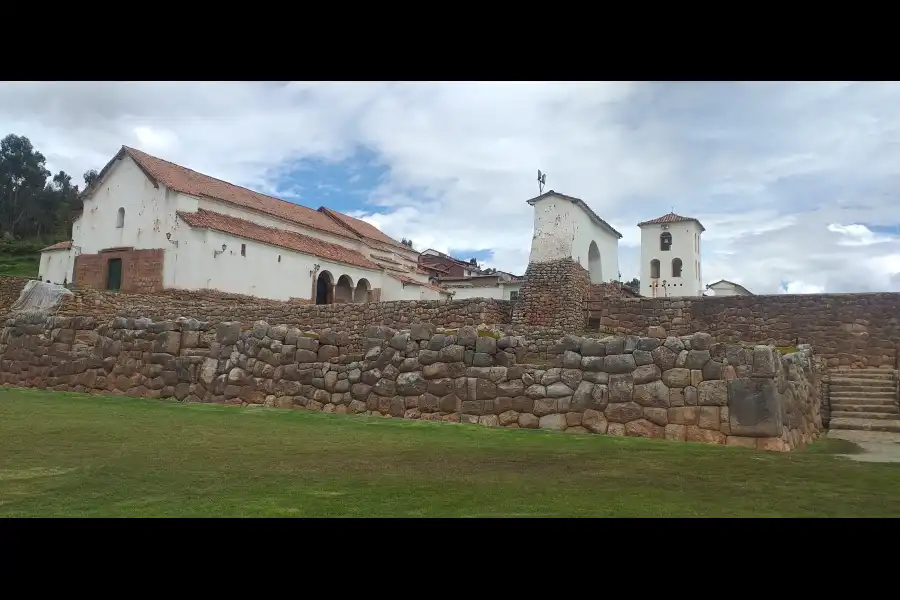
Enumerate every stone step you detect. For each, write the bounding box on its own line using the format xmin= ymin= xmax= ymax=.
xmin=828 ymin=369 xmax=894 ymax=377
xmin=828 ymin=397 xmax=897 ymax=408
xmin=831 ymin=410 xmax=900 ymax=420
xmin=830 ymin=374 xmax=896 ymax=383
xmin=829 ymin=389 xmax=896 ymax=399
xmin=829 ymin=385 xmax=896 ymax=394
xmin=829 ymin=374 xmax=895 ymax=382
xmin=829 ymin=380 xmax=895 ymax=389
xmin=830 ymin=403 xmax=900 ymax=414
xmin=829 ymin=417 xmax=900 ymax=433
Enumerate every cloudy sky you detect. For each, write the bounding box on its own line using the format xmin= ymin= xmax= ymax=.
xmin=2 ymin=81 xmax=899 ymax=294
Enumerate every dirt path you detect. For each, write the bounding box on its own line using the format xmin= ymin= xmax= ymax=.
xmin=827 ymin=429 xmax=900 ymax=463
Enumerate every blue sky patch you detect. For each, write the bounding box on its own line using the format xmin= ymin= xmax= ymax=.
xmin=269 ymin=147 xmax=388 ymax=214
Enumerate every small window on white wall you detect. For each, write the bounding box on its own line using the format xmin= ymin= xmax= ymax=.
xmin=241 ymin=244 xmax=246 ymax=257
xmin=116 ymin=207 xmax=125 ymax=228
xmin=510 ymin=291 xmax=519 ymax=301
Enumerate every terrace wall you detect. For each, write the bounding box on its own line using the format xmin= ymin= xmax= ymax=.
xmin=0 ymin=314 xmax=823 ymax=451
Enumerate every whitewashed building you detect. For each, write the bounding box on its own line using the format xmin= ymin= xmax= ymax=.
xmin=706 ymin=279 xmax=753 ymax=297
xmin=525 ymin=190 xmax=622 ymax=283
xmin=638 ymin=212 xmax=705 ymax=298
xmin=38 ymin=146 xmax=451 ymax=303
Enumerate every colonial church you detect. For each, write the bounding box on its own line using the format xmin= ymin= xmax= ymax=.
xmin=39 ymin=146 xmax=459 ymax=303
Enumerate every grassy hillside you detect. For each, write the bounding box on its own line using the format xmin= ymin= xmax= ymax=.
xmin=0 ymin=238 xmax=46 ymax=278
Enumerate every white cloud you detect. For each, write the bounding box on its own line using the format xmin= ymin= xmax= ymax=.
xmin=3 ymin=82 xmax=900 ymax=292
xmin=782 ymin=280 xmax=826 ymax=295
xmin=827 ymin=223 xmax=892 ymax=246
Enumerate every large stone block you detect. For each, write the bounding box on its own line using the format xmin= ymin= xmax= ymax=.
xmin=604 ymin=354 xmax=636 ymax=374
xmin=727 ymin=377 xmax=782 ymax=438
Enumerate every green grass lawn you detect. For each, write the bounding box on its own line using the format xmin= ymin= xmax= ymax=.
xmin=1 ymin=388 xmax=898 ymax=517
xmin=0 ymin=254 xmax=38 ymax=277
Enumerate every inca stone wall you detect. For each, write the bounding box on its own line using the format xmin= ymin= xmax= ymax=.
xmin=52 ymin=286 xmax=510 ymax=347
xmin=595 ymin=293 xmax=900 ymax=369
xmin=0 ymin=314 xmax=822 ymax=451
xmin=512 ymin=259 xmax=589 ymax=330
xmin=0 ymin=276 xmax=31 ymax=313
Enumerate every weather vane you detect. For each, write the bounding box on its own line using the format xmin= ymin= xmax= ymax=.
xmin=537 ymin=169 xmax=547 ymax=194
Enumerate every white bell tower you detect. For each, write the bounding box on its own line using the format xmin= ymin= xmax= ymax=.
xmin=638 ymin=212 xmax=705 ymax=298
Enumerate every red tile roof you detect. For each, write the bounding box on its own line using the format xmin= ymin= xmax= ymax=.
xmin=386 ymin=273 xmax=449 ymax=294
xmin=419 ymin=249 xmax=480 ymax=270
xmin=96 ymin=146 xmax=400 ymax=244
xmin=370 ymin=253 xmax=403 ymax=266
xmin=319 ymin=207 xmax=412 ymax=252
xmin=41 ymin=240 xmax=72 ymax=252
xmin=420 ymin=261 xmax=452 ymax=274
xmin=176 ymin=209 xmax=379 ymax=270
xmin=638 ymin=212 xmax=706 ymax=231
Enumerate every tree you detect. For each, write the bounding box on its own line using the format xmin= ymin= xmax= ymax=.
xmin=625 ymin=277 xmax=640 ymax=290
xmin=0 ymin=133 xmax=91 ymax=241
xmin=0 ymin=134 xmax=50 ymax=238
xmin=83 ymin=169 xmax=99 ymax=188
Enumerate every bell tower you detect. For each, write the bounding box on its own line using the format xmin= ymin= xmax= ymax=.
xmin=638 ymin=212 xmax=705 ymax=298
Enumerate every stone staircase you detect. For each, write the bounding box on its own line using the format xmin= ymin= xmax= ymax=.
xmin=828 ymin=368 xmax=900 ymax=433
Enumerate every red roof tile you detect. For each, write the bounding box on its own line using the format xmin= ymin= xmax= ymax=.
xmin=116 ymin=147 xmax=361 ymax=241
xmin=176 ymin=209 xmax=379 ymax=270
xmin=386 ymin=273 xmax=449 ymax=294
xmin=637 ymin=212 xmax=705 ymax=231
xmin=41 ymin=240 xmax=72 ymax=252
xmin=319 ymin=207 xmax=412 ymax=252
xmin=370 ymin=253 xmax=403 ymax=266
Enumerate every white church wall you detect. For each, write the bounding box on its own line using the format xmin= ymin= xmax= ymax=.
xmin=528 ymin=195 xmax=619 ymax=283
xmin=66 ymin=154 xmax=202 ymax=287
xmin=76 ymin=155 xmax=193 ymax=256
xmin=164 ymin=225 xmax=383 ymax=301
xmin=640 ymin=221 xmax=703 ymax=298
xmin=381 ymin=277 xmax=423 ymax=301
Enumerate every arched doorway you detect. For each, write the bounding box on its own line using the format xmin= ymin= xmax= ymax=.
xmin=335 ymin=275 xmax=354 ymax=303
xmin=588 ymin=241 xmax=603 ymax=284
xmin=354 ymin=278 xmax=371 ymax=303
xmin=316 ymin=270 xmax=334 ymax=305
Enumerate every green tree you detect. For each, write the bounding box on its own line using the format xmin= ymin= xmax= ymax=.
xmin=0 ymin=134 xmax=89 ymax=241
xmin=0 ymin=134 xmax=51 ymax=238
xmin=83 ymin=169 xmax=99 ymax=187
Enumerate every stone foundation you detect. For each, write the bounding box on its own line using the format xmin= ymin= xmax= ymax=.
xmin=512 ymin=259 xmax=589 ymax=330
xmin=0 ymin=314 xmax=822 ymax=451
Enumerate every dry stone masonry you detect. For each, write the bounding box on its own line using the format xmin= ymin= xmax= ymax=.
xmin=512 ymin=259 xmax=590 ymax=330
xmin=595 ymin=293 xmax=900 ymax=369
xmin=0 ymin=313 xmax=823 ymax=451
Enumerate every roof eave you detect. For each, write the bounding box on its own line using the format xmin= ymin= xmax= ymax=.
xmin=175 ymin=213 xmax=381 ymax=273
xmin=525 ymin=191 xmax=623 ymax=239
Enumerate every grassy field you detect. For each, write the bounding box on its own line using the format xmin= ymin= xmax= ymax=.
xmin=0 ymin=254 xmax=38 ymax=277
xmin=1 ymin=388 xmax=899 ymax=517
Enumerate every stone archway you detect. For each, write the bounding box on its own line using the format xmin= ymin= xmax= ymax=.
xmin=316 ymin=270 xmax=334 ymax=305
xmin=588 ymin=241 xmax=603 ymax=284
xmin=354 ymin=278 xmax=371 ymax=303
xmin=335 ymin=275 xmax=354 ymax=303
